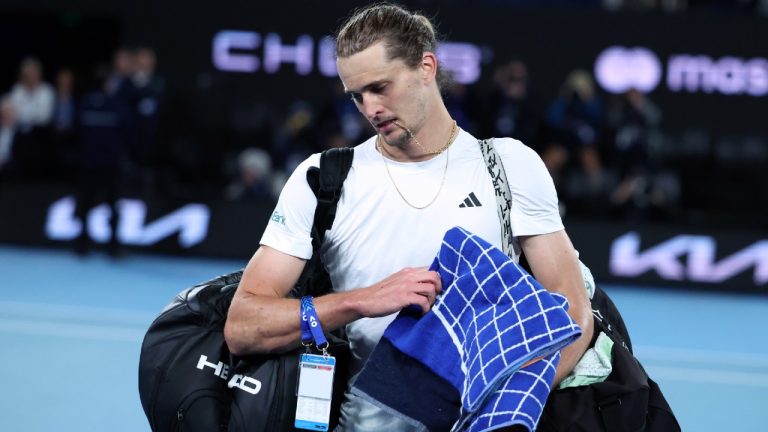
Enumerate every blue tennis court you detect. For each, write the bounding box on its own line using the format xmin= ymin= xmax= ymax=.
xmin=1 ymin=244 xmax=766 ymax=431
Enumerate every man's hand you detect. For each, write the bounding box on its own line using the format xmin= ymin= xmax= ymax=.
xmin=350 ymin=267 xmax=442 ymax=317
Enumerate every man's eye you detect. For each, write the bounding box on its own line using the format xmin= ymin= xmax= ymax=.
xmin=350 ymin=93 xmax=363 ymax=104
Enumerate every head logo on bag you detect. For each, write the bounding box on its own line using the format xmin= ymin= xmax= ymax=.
xmin=196 ymin=355 xmax=264 ymax=395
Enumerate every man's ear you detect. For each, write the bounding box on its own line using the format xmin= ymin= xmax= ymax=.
xmin=421 ymin=51 xmax=438 ymax=84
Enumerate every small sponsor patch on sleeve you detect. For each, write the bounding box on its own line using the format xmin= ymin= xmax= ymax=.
xmin=270 ymin=211 xmax=287 ymax=225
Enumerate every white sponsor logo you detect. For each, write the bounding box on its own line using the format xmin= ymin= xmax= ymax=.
xmin=595 ymin=46 xmax=663 ymax=93
xmin=45 ymin=196 xmax=210 ymax=247
xmin=596 ymin=45 xmax=768 ymax=97
xmin=212 ymin=30 xmax=485 ymax=84
xmin=610 ymin=232 xmax=768 ymax=285
xmin=667 ymin=55 xmax=768 ymax=96
xmin=197 ymin=355 xmax=262 ymax=395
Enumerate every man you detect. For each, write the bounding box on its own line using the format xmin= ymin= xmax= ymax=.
xmin=8 ymin=57 xmax=55 ymax=130
xmin=225 ymin=4 xmax=593 ymax=430
xmin=126 ymin=47 xmax=165 ymax=194
xmin=74 ymin=70 xmax=132 ymax=256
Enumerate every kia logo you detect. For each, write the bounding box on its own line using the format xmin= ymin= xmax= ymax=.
xmin=594 ymin=46 xmax=663 ymax=93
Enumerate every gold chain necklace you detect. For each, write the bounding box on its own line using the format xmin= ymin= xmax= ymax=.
xmin=396 ymin=120 xmax=457 ymax=155
xmin=376 ymin=121 xmax=459 ymax=210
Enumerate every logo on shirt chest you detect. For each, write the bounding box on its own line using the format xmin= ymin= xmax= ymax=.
xmin=458 ymin=192 xmax=482 ymax=208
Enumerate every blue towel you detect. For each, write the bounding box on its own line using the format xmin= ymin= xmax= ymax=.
xmin=352 ymin=227 xmax=582 ymax=431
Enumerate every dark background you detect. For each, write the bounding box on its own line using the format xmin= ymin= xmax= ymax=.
xmin=3 ymin=1 xmax=766 ymax=220
xmin=0 ymin=0 xmax=766 ymax=293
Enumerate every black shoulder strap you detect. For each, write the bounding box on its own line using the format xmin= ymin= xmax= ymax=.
xmin=310 ymin=147 xmax=354 ymax=252
xmin=295 ymin=147 xmax=354 ymax=298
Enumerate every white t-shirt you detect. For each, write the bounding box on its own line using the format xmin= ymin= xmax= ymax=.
xmin=260 ymin=129 xmax=564 ymax=429
xmin=9 ymin=83 xmax=55 ymax=128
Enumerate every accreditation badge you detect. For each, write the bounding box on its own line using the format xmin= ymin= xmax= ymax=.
xmin=295 ymin=353 xmax=336 ymax=431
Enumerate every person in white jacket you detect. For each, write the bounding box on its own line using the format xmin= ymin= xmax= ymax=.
xmin=9 ymin=57 xmax=55 ymax=130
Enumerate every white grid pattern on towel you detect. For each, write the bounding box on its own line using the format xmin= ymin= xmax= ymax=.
xmin=432 ymin=227 xmax=580 ymax=412
xmin=457 ymin=352 xmax=560 ymax=432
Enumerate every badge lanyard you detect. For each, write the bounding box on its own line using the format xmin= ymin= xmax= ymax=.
xmin=296 ymin=296 xmax=335 ymax=431
xmin=300 ymin=295 xmax=329 ymax=355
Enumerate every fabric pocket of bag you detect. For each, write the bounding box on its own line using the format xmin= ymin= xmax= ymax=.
xmin=228 ymin=352 xmax=299 ymax=432
xmin=174 ymin=388 xmax=231 ymax=432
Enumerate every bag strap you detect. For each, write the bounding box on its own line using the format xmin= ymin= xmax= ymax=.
xmin=312 ymin=147 xmax=355 ymax=252
xmin=478 ymin=138 xmax=520 ymax=258
xmin=591 ymin=284 xmax=633 ymax=352
xmin=296 ymin=147 xmax=354 ymax=298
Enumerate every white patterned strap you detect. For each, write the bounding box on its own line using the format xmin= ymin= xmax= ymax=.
xmin=478 ymin=138 xmax=521 ymax=258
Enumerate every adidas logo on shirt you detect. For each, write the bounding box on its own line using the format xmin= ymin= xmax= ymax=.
xmin=459 ymin=192 xmax=482 ymax=208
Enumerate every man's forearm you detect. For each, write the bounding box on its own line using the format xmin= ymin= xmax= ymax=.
xmin=519 ymin=231 xmax=595 ymax=386
xmin=553 ymin=319 xmax=593 ymax=386
xmin=224 ymin=290 xmax=363 ymax=356
xmin=224 ymin=265 xmax=442 ymax=356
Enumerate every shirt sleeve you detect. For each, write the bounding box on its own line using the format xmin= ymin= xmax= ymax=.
xmin=259 ymin=153 xmax=321 ymax=260
xmin=497 ymin=138 xmax=564 ymax=237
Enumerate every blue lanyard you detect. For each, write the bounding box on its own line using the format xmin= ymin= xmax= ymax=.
xmin=300 ymin=296 xmax=328 ymax=350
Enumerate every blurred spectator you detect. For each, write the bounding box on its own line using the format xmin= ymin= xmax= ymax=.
xmin=74 ymin=68 xmax=133 ymax=256
xmin=606 ymin=88 xmax=661 ymax=179
xmin=483 ymin=60 xmax=542 ymax=147
xmin=8 ymin=57 xmax=55 ymax=131
xmin=563 ymin=145 xmax=618 ymax=217
xmin=0 ymin=94 xmax=47 ymax=180
xmin=128 ymin=47 xmax=166 ymax=194
xmin=543 ymin=69 xmax=605 ymax=196
xmin=225 ymin=147 xmax=280 ymax=202
xmin=273 ymin=100 xmax=320 ymax=173
xmin=105 ymin=48 xmax=137 ymax=98
xmin=50 ymin=67 xmax=79 ymax=177
xmin=546 ymin=69 xmax=604 ymax=151
xmin=52 ymin=68 xmax=77 ymax=134
xmin=605 ymin=88 xmax=680 ymax=221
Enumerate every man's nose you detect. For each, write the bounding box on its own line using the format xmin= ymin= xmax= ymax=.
xmin=361 ymin=95 xmax=383 ymax=119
